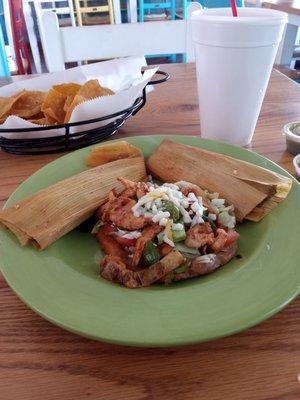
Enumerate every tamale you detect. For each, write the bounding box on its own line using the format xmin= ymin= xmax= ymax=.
xmin=0 ymin=157 xmax=146 ymax=250
xmin=86 ymin=141 xmax=142 ymax=167
xmin=147 ymin=139 xmax=292 ymax=222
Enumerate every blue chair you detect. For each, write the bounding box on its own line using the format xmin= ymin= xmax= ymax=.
xmin=0 ymin=24 xmax=9 ymax=77
xmin=199 ymin=0 xmax=244 ymax=7
xmin=0 ymin=0 xmax=7 ymax=43
xmin=139 ymin=0 xmax=177 ymax=62
xmin=139 ymin=0 xmax=176 ymax=22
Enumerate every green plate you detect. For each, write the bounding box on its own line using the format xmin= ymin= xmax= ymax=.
xmin=0 ymin=135 xmax=299 ymax=347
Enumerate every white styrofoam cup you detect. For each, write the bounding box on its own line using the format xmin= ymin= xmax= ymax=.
xmin=191 ymin=8 xmax=287 ymax=146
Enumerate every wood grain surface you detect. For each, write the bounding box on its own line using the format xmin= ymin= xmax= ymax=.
xmin=0 ymin=63 xmax=299 ymax=400
xmin=263 ymin=0 xmax=300 ymax=16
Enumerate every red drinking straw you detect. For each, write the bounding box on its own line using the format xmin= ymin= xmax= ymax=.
xmin=230 ymin=0 xmax=238 ymax=17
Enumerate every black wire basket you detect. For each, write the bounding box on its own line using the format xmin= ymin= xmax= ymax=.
xmin=0 ymin=70 xmax=169 ymax=155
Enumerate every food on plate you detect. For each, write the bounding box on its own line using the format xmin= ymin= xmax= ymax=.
xmin=93 ymin=177 xmax=240 ymax=288
xmin=0 ymin=80 xmax=114 ymax=126
xmin=0 ymin=140 xmax=293 ymax=289
xmin=86 ymin=141 xmax=142 ymax=167
xmin=147 ymin=139 xmax=292 ymax=222
xmin=0 ymin=157 xmax=146 ymax=250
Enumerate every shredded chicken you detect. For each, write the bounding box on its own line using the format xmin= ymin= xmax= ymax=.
xmin=117 ymin=177 xmax=149 ymax=199
xmin=100 ymin=195 xmax=149 ymax=230
xmin=131 ymin=224 xmax=163 ymax=267
xmin=184 ymin=222 xmax=214 ymax=248
xmin=159 ymin=240 xmax=239 ymax=283
xmin=101 ymin=256 xmax=139 ymax=288
xmin=211 ymin=228 xmax=228 ymax=253
xmin=97 ymin=228 xmax=127 ymax=261
xmin=172 ymin=241 xmax=238 ymax=281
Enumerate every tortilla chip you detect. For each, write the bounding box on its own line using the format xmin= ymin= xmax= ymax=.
xmin=0 ymin=97 xmax=15 ymax=118
xmin=53 ymin=83 xmax=81 ymax=97
xmin=0 ymin=80 xmax=113 ymax=126
xmin=64 ymin=95 xmax=75 ymax=112
xmin=44 ymin=114 xmax=58 ymax=125
xmin=63 ymin=80 xmax=114 ymax=123
xmin=41 ymin=88 xmax=67 ymax=124
xmin=0 ymin=91 xmax=25 ymax=118
xmin=30 ymin=111 xmax=44 ymax=119
xmin=78 ymin=79 xmax=114 ymax=99
xmin=42 ymin=107 xmax=57 ymax=121
xmin=64 ymin=94 xmax=85 ymax=123
xmin=10 ymin=90 xmax=47 ymax=118
xmin=28 ymin=117 xmax=48 ymax=125
xmin=101 ymin=87 xmax=115 ymax=96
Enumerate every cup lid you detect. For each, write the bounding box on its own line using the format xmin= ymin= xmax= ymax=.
xmin=191 ymin=7 xmax=287 ymax=25
xmin=191 ymin=7 xmax=287 ymax=47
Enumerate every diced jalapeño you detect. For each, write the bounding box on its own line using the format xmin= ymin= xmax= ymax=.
xmin=172 ymin=229 xmax=186 ymax=243
xmin=163 ymin=201 xmax=180 ymax=222
xmin=143 ymin=241 xmax=161 ymax=266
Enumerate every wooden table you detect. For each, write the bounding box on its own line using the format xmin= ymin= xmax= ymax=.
xmin=0 ymin=63 xmax=299 ymax=400
xmin=263 ymin=0 xmax=300 ymax=16
xmin=263 ymin=0 xmax=300 ymax=67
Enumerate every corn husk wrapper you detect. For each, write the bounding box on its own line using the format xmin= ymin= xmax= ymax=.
xmin=0 ymin=157 xmax=146 ymax=249
xmin=147 ymin=139 xmax=292 ymax=222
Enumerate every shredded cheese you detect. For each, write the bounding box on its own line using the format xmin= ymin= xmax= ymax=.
xmin=130 ymin=182 xmax=235 ymax=236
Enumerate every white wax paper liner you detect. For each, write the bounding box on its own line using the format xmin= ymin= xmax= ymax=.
xmin=0 ymin=56 xmax=158 ymax=139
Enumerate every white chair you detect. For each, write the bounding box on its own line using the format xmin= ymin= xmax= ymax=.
xmin=32 ymin=0 xmax=76 ymax=27
xmin=23 ymin=0 xmax=43 ymax=73
xmin=2 ymin=0 xmax=15 ymax=61
xmin=38 ymin=2 xmax=202 ymax=72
